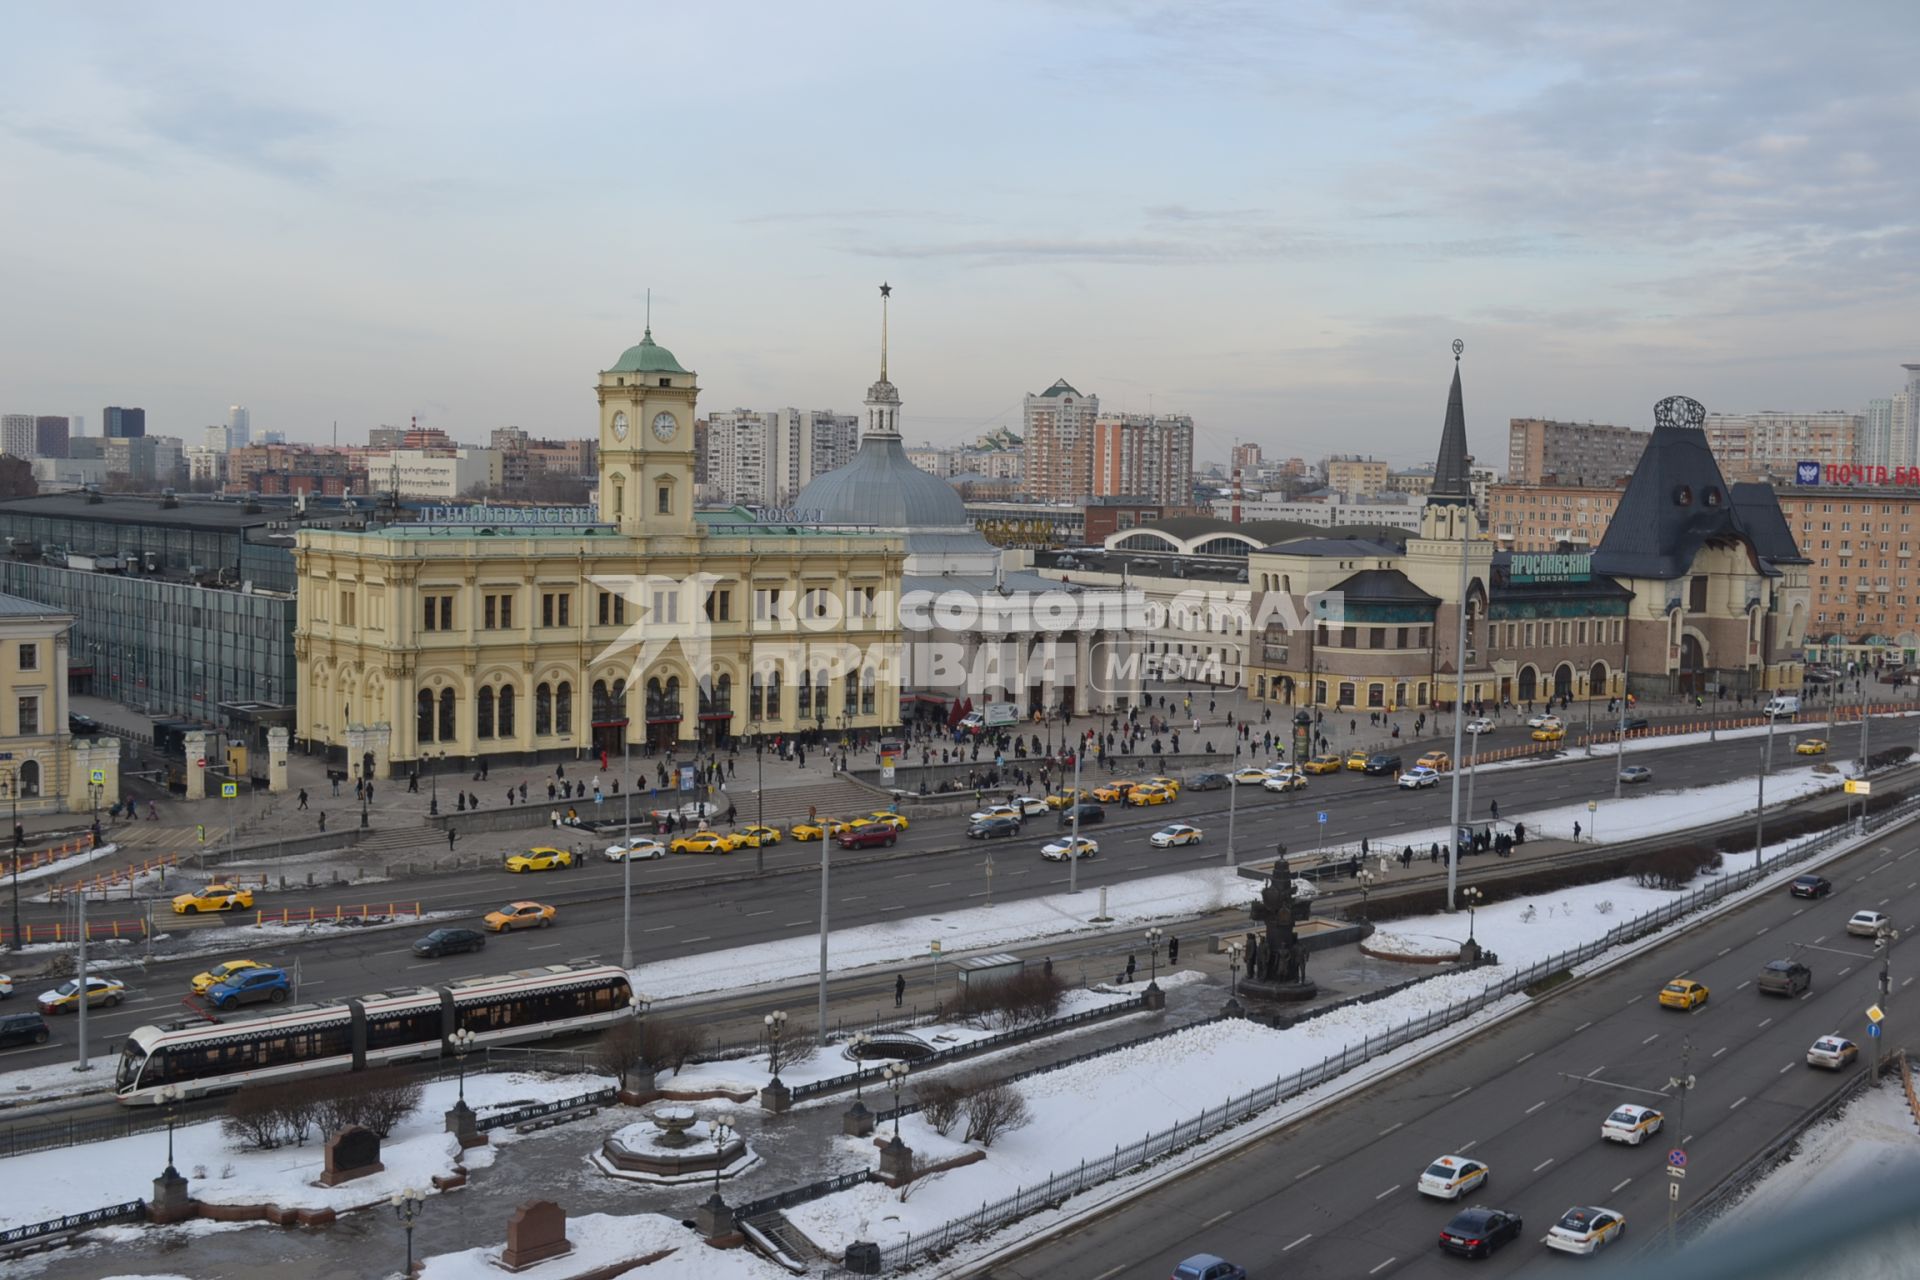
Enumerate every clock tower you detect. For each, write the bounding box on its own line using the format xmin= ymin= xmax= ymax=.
xmin=596 ymin=327 xmax=700 ymax=538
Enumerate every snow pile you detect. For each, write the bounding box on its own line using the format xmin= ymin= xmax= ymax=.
xmin=417 ymin=1211 xmax=795 ymax=1279
xmin=1706 ymin=1084 xmax=1920 ymax=1235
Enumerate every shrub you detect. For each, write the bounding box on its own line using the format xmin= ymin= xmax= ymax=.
xmin=354 ymin=1067 xmax=424 ymax=1139
xmin=595 ymin=1018 xmax=648 ymax=1090
xmin=949 ymin=970 xmax=1068 ymax=1029
xmin=642 ymin=1017 xmax=701 ymax=1077
xmin=222 ymin=1085 xmax=288 ymax=1151
xmin=962 ymin=1082 xmax=1031 ymax=1147
xmin=916 ymin=1079 xmax=966 ymax=1137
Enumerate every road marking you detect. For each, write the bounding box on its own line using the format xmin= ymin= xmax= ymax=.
xmin=928 ymin=882 xmax=952 ymax=888
xmin=1380 ymin=1121 xmax=1404 ymax=1136
xmin=1730 ymin=1096 xmax=1748 ymax=1111
xmin=1737 ymin=980 xmax=1751 ymax=991
xmin=1643 ymin=1034 xmax=1660 ymax=1045
xmin=1294 ymin=1164 xmax=1322 ymax=1181
xmin=1451 ymin=1086 xmax=1472 ymax=1099
xmin=1593 ymin=1065 xmax=1605 ymax=1075
xmin=1533 ymin=1158 xmax=1555 ymax=1173
xmin=684 ymin=935 xmax=711 ymax=943
xmin=642 ymin=925 xmax=675 ymax=933
xmin=1283 ymin=1234 xmax=1313 ymax=1252
xmin=1879 ymin=897 xmax=1891 ymax=906
xmin=1627 ymin=995 xmax=1643 ymax=1005
xmin=1458 ymin=1140 xmax=1478 ymax=1153
xmin=1684 ymin=1133 xmax=1694 ymax=1144
xmin=528 ymin=942 xmax=561 ymax=951
xmin=1516 ymin=1051 xmax=1535 ymax=1063
xmin=1815 ymin=935 xmax=1827 ymax=944
xmin=1905 ymin=977 xmax=1915 ymax=989
xmin=1713 ymin=1046 xmax=1728 ymax=1058
xmin=1758 ymin=1018 xmax=1772 ymax=1029
xmin=1526 ymin=1100 xmax=1547 ymax=1115
xmin=1611 ymin=1177 xmax=1633 ymax=1193
xmin=841 ymin=896 xmax=868 ymax=902
xmin=1369 ymin=1259 xmax=1397 ymax=1276
xmin=1839 ymin=967 xmax=1852 ymax=977
xmin=1375 ymin=1185 xmax=1399 ymax=1200
xmin=1202 ymin=1210 xmax=1232 ymax=1227
xmin=744 ymin=910 xmax=772 ymax=918
xmin=1756 ymin=926 xmax=1770 ymax=935
xmin=1780 ymin=1063 xmax=1795 ymax=1074
xmin=1717 ymin=948 xmax=1732 ymax=957
xmin=1802 ymin=991 xmax=1815 ymax=1001
xmin=1092 ymin=1267 xmax=1125 ymax=1280
xmin=1792 ymin=907 xmax=1805 ymax=917
xmin=784 ymin=920 xmax=811 ymax=928
xmin=1573 ymin=1021 xmax=1593 ymax=1033
xmin=967 ymin=891 xmax=990 ymax=898
xmin=894 ymin=872 xmax=917 ymax=878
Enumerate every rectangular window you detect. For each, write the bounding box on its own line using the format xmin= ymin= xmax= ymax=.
xmin=484 ymin=595 xmax=497 ymax=629
xmin=1368 ymin=627 xmax=1385 ymax=649
xmin=657 ymin=486 xmax=671 ymax=515
xmin=543 ymin=593 xmax=554 ymax=628
xmin=650 ymin=590 xmax=680 ymax=623
xmin=16 ymin=643 xmax=35 ymax=672
xmin=598 ymin=592 xmax=610 ymax=626
xmin=498 ymin=594 xmax=511 ymax=629
xmin=706 ymin=589 xmax=732 ymax=622
xmin=439 ymin=595 xmax=452 ymax=631
xmin=340 ymin=591 xmax=356 ymax=627
xmin=17 ymin=694 xmax=38 ymax=736
xmin=754 ymin=587 xmax=783 ymax=623
xmin=558 ymin=593 xmax=570 ymax=627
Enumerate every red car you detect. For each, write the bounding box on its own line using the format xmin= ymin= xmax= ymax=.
xmin=836 ymin=823 xmax=899 ymax=849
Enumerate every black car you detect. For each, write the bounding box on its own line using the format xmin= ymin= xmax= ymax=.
xmin=967 ymin=816 xmax=1022 ymax=839
xmin=68 ymin=713 xmax=101 ymax=736
xmin=412 ymin=927 xmax=487 ymax=958
xmin=1438 ymin=1206 xmax=1523 ymax=1259
xmin=1621 ymin=716 xmax=1650 ymax=731
xmin=1185 ymin=772 xmax=1231 ymax=792
xmin=1363 ymin=753 xmax=1403 ymax=776
xmin=1790 ymin=873 xmax=1831 ymax=899
xmin=1058 ymin=803 xmax=1106 ymax=827
xmin=0 ymin=1010 xmax=50 ymax=1048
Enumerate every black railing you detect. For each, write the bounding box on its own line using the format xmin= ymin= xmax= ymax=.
xmin=0 ymin=1200 xmax=146 ymax=1249
xmin=475 ymin=1086 xmax=615 ymax=1132
xmin=734 ymin=1168 xmax=873 ymax=1221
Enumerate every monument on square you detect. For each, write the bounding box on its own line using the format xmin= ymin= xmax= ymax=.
xmin=319 ymin=1125 xmax=384 ymax=1186
xmin=1238 ymin=871 xmax=1318 ymax=1004
xmin=499 ymin=1199 xmax=572 ymax=1270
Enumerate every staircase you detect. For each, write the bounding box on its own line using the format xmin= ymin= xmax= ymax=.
xmin=741 ymin=1210 xmax=819 ymax=1271
xmin=748 ymin=780 xmax=890 ymax=826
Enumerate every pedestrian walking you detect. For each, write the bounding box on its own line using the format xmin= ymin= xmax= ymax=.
xmin=317 ymin=811 xmax=327 ymax=831
xmin=408 ymin=771 xmax=420 ymax=794
xmin=1430 ymin=841 xmax=1440 ymax=863
xmin=894 ymin=973 xmax=905 ymax=1008
xmin=1125 ymin=954 xmax=1137 ymax=982
xmin=448 ymin=829 xmax=457 ymax=852
xmin=1573 ymin=821 xmax=1582 ymax=842
xmin=506 ymin=787 xmax=515 ymax=806
xmin=519 ymin=782 xmax=528 ymax=802
xmin=1169 ymin=936 xmax=1180 ymax=965
xmin=330 ymin=775 xmax=341 ymax=797
xmin=297 ymin=788 xmax=309 ymax=810
xmin=548 ymin=781 xmax=558 ymax=801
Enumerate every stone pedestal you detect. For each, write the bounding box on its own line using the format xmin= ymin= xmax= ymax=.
xmin=695 ymin=1193 xmax=735 ymax=1242
xmin=500 ymin=1199 xmax=571 ymax=1271
xmin=759 ymin=1078 xmax=793 ymax=1113
xmin=842 ymin=1100 xmax=875 ymax=1137
xmin=149 ymin=1167 xmax=195 ymax=1224
xmin=444 ymin=1100 xmax=487 ymax=1150
xmin=1238 ymin=977 xmax=1318 ymax=1005
xmin=1458 ymin=938 xmax=1483 ymax=968
xmin=266 ymin=727 xmax=290 ymax=794
xmin=622 ymin=1064 xmax=657 ymax=1100
xmin=319 ymin=1125 xmax=384 ymax=1186
xmin=878 ymin=1135 xmax=915 ymax=1183
xmin=1142 ymin=981 xmax=1166 ymax=1011
xmin=1220 ymin=996 xmax=1244 ymax=1018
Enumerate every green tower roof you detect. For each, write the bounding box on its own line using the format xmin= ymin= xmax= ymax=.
xmin=608 ymin=329 xmax=689 ymax=375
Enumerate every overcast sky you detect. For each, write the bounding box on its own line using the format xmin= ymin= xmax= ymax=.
xmin=3 ymin=1 xmax=1914 ymax=468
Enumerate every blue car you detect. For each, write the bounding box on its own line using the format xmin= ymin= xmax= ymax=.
xmin=206 ymin=967 xmax=291 ymax=1009
xmin=1172 ymin=1257 xmax=1246 ymax=1280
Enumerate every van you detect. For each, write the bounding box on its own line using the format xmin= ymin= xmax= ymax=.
xmin=1763 ymin=695 xmax=1800 ymax=717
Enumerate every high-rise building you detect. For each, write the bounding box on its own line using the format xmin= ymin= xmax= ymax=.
xmin=1230 ymin=442 xmax=1263 ymax=472
xmin=1861 ymin=399 xmax=1898 ymax=469
xmin=1506 ymin=418 xmax=1648 ymax=486
xmin=1091 ymin=414 xmax=1194 ymax=506
xmin=1324 ymin=456 xmax=1391 ymax=496
xmin=1703 ymin=411 xmax=1860 ymax=482
xmin=103 ymin=406 xmax=146 ymax=439
xmin=697 ymin=407 xmax=859 ymax=504
xmin=702 ymin=408 xmax=781 ymax=504
xmin=34 ymin=416 xmax=68 ymax=459
xmin=0 ymin=415 xmax=33 ymax=458
xmin=228 ymin=405 xmax=251 ymax=450
xmin=1902 ymin=363 xmax=1920 ymax=469
xmin=1023 ymin=378 xmax=1100 ymax=502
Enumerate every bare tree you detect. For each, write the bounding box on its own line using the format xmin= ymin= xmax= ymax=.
xmin=963 ymin=1082 xmax=1031 ymax=1148
xmin=915 ymin=1079 xmax=967 ymax=1137
xmin=355 ymin=1067 xmax=424 ymax=1138
xmin=274 ymin=1086 xmax=320 ymax=1146
xmin=221 ymin=1086 xmax=287 ymax=1150
xmin=642 ymin=1017 xmax=702 ymax=1077
xmin=896 ymin=1151 xmax=951 ymax=1202
xmin=596 ymin=1019 xmax=649 ymax=1090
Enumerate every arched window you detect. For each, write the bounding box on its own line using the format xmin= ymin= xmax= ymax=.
xmin=592 ymin=679 xmax=611 ymax=722
xmin=612 ymin=678 xmax=626 ymax=718
xmin=798 ymin=669 xmax=813 ymax=716
xmin=535 ymin=682 xmax=553 ymax=736
xmin=556 ymin=681 xmax=573 ymax=735
xmin=19 ymin=759 xmax=39 ymax=798
xmin=766 ymin=669 xmax=782 ymax=716
xmin=861 ymin=667 xmax=875 ymax=715
xmin=416 ymin=689 xmax=435 ymax=743
xmin=498 ymin=685 xmax=517 ymax=738
xmin=714 ymin=673 xmax=732 ymax=714
xmin=438 ymin=688 xmax=456 ymax=742
xmin=477 ymin=686 xmax=495 ymax=739
xmin=749 ymin=671 xmax=764 ymax=718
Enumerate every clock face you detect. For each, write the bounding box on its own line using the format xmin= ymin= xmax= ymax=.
xmin=611 ymin=411 xmax=628 ymax=441
xmin=651 ymin=411 xmax=678 ymax=443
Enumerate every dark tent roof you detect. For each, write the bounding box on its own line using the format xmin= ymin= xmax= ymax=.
xmin=1431 ymin=354 xmax=1472 ymax=503
xmin=1591 ymin=396 xmax=1803 ymax=580
xmin=1259 ymin=536 xmax=1407 ymax=558
xmin=1334 ymin=568 xmax=1440 ymax=605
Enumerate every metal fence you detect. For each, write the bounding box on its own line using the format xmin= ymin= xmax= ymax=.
xmin=475 ymin=1086 xmax=616 ymax=1132
xmin=735 ymin=1168 xmax=875 ymax=1222
xmin=0 ymin=1199 xmax=146 ymax=1252
xmin=829 ymin=790 xmax=1920 ymax=1274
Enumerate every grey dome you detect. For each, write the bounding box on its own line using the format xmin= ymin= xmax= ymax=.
xmin=794 ymin=434 xmax=969 ymax=529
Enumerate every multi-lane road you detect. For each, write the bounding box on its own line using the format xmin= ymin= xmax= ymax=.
xmin=0 ymin=728 xmax=1867 ymax=1080
xmin=986 ymin=827 xmax=1916 ymax=1278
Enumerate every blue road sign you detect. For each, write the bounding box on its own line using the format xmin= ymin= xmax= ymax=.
xmin=1317 ymin=811 xmax=1328 ymax=824
xmin=1870 ymin=1022 xmax=1883 ymax=1038
xmin=1668 ymin=1148 xmax=1687 ymax=1168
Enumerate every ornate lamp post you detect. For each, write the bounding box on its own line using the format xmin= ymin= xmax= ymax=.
xmin=428 ymin=750 xmax=443 ymax=817
xmin=159 ymin=1082 xmax=182 ymax=1175
xmin=450 ymin=1027 xmax=477 ymax=1105
xmin=1144 ymin=926 xmax=1164 ymax=982
xmin=1227 ymin=941 xmax=1244 ymax=996
xmin=1461 ymin=885 xmax=1484 ymax=945
xmin=711 ymin=1119 xmax=734 ymax=1195
xmin=1356 ymin=868 xmax=1376 ymax=922
xmin=763 ymin=1009 xmax=788 ymax=1085
xmin=883 ymin=1061 xmax=910 ymax=1140
xmin=848 ymin=1032 xmax=873 ymax=1099
xmin=391 ymin=1186 xmax=426 ymax=1277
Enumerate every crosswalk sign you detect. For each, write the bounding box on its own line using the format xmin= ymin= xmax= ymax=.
xmin=220 ymin=782 xmax=238 ymax=799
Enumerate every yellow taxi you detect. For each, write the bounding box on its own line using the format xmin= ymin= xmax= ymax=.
xmin=733 ymin=826 xmax=783 ymax=848
xmin=484 ymin=900 xmax=557 ymax=932
xmin=504 ymin=847 xmax=574 ymax=873
xmin=1126 ymin=783 xmax=1174 ymax=806
xmin=670 ymin=830 xmax=741 ymax=854
xmin=1045 ymin=789 xmax=1090 ymax=810
xmin=1091 ymin=780 xmax=1140 ymax=803
xmin=1657 ymin=978 xmax=1709 ymax=1010
xmin=1531 ymin=725 xmax=1566 ymax=742
xmin=1795 ymin=738 xmax=1828 ymax=756
xmin=789 ymin=817 xmax=853 ymax=841
xmin=1146 ymin=776 xmax=1182 ymax=798
xmin=1344 ymin=749 xmax=1371 ymax=771
xmin=37 ymin=975 xmax=126 ymax=1013
xmin=1416 ymin=751 xmax=1452 ymax=772
xmin=1300 ymin=754 xmax=1343 ymax=775
xmin=190 ymin=958 xmax=265 ymax=995
xmin=866 ymin=811 xmax=910 ymax=831
xmin=172 ymin=883 xmax=255 ymax=914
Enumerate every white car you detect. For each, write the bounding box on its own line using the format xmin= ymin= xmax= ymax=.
xmin=1465 ymin=717 xmax=1495 ymax=734
xmin=1149 ymin=824 xmax=1203 ymax=848
xmin=1040 ymin=836 xmax=1099 ymax=861
xmin=1600 ymin=1103 xmax=1664 ymax=1145
xmin=604 ymin=837 xmax=667 ymax=861
xmin=1846 ymin=909 xmax=1891 ymax=938
xmin=1261 ymin=773 xmax=1307 ymax=793
xmin=1230 ymin=765 xmax=1282 ymax=785
xmin=1545 ymin=1206 xmax=1626 ymax=1256
xmin=1417 ymin=1154 xmax=1489 ymax=1200
xmin=1397 ymin=765 xmax=1440 ymax=790
xmin=0 ymin=973 xmax=12 ymax=998
xmin=969 ymin=804 xmax=1022 ymax=824
xmin=1011 ymin=795 xmax=1051 ymax=816
xmin=1526 ymin=712 xmax=1561 ymax=729
xmin=1807 ymin=1036 xmax=1859 ymax=1069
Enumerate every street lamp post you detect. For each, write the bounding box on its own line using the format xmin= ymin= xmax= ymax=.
xmin=753 ymin=725 xmax=766 ymax=875
xmin=391 ymin=1187 xmax=426 ymax=1278
xmin=159 ymin=1082 xmax=182 ymax=1175
xmin=711 ymin=1119 xmax=734 ymax=1196
xmin=884 ymin=1061 xmax=910 ymax=1139
xmin=450 ymin=1027 xmax=477 ymax=1105
xmin=763 ymin=1009 xmax=787 ymax=1085
xmin=1462 ymin=885 xmax=1483 ymax=946
xmin=1144 ymin=926 xmax=1163 ymax=982
xmin=848 ymin=1033 xmax=873 ymax=1099
xmin=1227 ymin=941 xmax=1244 ymax=996
xmin=621 ymin=732 xmax=634 ymax=970
xmin=1356 ymin=868 xmax=1376 ymax=922
xmin=428 ymin=751 xmax=442 ymax=817
xmin=358 ymin=760 xmax=370 ymax=828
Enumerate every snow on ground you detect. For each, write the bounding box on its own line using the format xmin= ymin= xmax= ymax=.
xmin=9 ymin=841 xmax=122 ymax=888
xmin=665 ymin=987 xmax=1142 ymax=1095
xmin=0 ymin=1070 xmax=613 ymax=1232
xmin=1706 ymin=1083 xmax=1920 ymax=1236
xmin=634 ymin=867 xmax=1261 ymax=1003
xmin=417 ymin=1211 xmax=796 ymax=1279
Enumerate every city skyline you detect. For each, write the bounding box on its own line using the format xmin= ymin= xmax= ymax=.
xmin=2 ymin=2 xmax=1915 ymax=468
